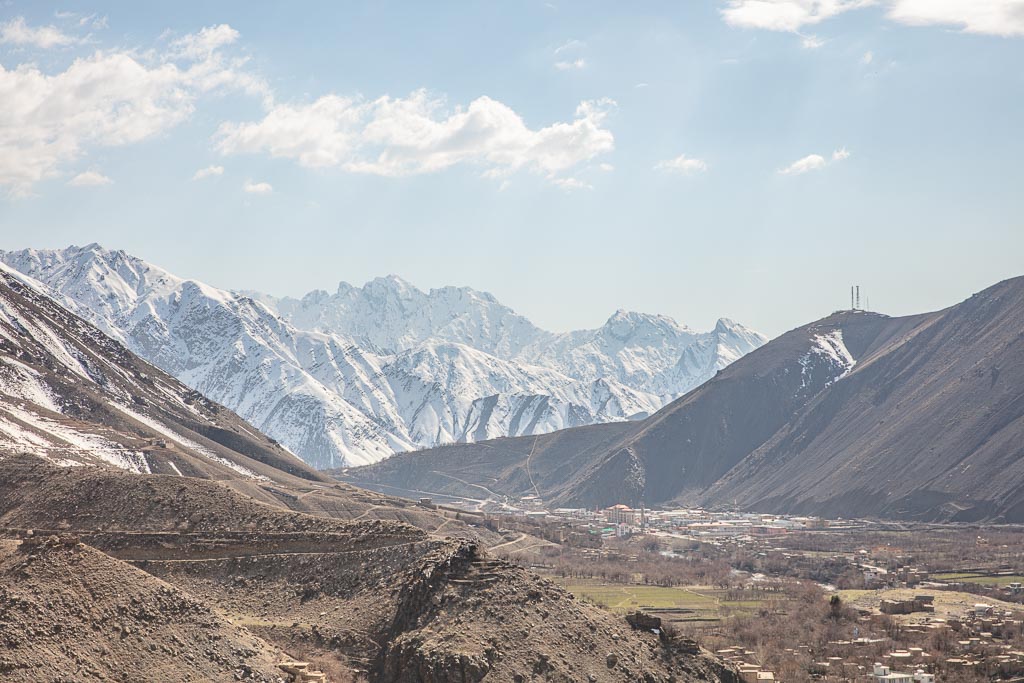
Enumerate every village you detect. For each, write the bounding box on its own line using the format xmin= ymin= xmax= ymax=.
xmin=537 ymin=501 xmax=838 ymax=539
xmin=427 ymin=496 xmax=1024 ymax=683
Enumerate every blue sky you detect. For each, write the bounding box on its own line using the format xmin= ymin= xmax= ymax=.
xmin=1 ymin=1 xmax=1022 ymax=337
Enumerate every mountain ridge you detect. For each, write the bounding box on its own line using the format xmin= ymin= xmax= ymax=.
xmin=0 ymin=261 xmax=324 ymax=483
xmin=346 ymin=275 xmax=1024 ymax=522
xmin=1 ymin=243 xmax=766 ymax=468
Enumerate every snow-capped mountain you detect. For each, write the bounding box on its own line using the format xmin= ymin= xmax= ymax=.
xmin=257 ymin=280 xmax=768 ymax=401
xmin=0 ymin=263 xmax=316 ymax=482
xmin=251 ymin=276 xmax=546 ymax=358
xmin=517 ymin=312 xmax=767 ymax=400
xmin=1 ymin=244 xmax=767 ymax=468
xmin=382 ymin=341 xmax=658 ymax=446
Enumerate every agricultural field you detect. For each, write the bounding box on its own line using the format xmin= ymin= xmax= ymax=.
xmin=550 ymin=577 xmax=714 ymax=611
xmin=932 ymin=572 xmax=1024 ymax=586
xmin=546 ymin=576 xmax=769 ymax=623
xmin=837 ymin=587 xmax=1023 ymax=622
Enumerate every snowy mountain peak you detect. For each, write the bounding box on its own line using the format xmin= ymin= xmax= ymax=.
xmin=431 ymin=285 xmax=499 ymax=305
xmin=714 ymin=317 xmax=738 ymax=332
xmin=363 ymin=274 xmax=417 ymax=299
xmin=1 ymin=245 xmax=768 ymax=469
xmin=600 ymin=310 xmax=693 ymax=344
xmin=301 ymin=289 xmax=331 ymax=305
xmin=714 ymin=317 xmax=768 ymax=349
xmin=261 ymin=275 xmax=543 ymax=357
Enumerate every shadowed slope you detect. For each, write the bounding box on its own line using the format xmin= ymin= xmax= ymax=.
xmin=348 ymin=276 xmax=1024 ymax=522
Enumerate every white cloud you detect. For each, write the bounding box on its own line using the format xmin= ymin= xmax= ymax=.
xmin=554 ymin=58 xmax=586 ymax=70
xmin=243 ymin=180 xmax=272 ymax=194
xmin=54 ymin=11 xmax=107 ymax=30
xmin=1 ymin=16 xmax=80 ymax=48
xmin=68 ymin=170 xmax=112 ymax=186
xmin=216 ymin=91 xmax=616 ymax=186
xmin=655 ymin=154 xmax=709 ymax=174
xmin=779 ymin=147 xmax=850 ymax=174
xmin=887 ymin=0 xmax=1024 ymax=37
xmin=170 ymin=24 xmax=240 ymax=59
xmin=550 ymin=176 xmax=592 ymax=191
xmin=721 ymin=0 xmax=873 ymax=32
xmin=599 ymin=162 xmax=615 ymax=172
xmin=192 ymin=165 xmax=224 ymax=180
xmin=554 ymin=39 xmax=586 ymax=54
xmin=779 ymin=154 xmax=826 ymax=175
xmin=1 ymin=19 xmax=613 ymax=196
xmin=721 ymin=0 xmax=1024 ymax=37
xmin=553 ymin=39 xmax=586 ymax=72
xmin=801 ymin=34 xmax=826 ymax=48
xmin=862 ymin=50 xmax=874 ymax=64
xmin=0 ymin=23 xmax=266 ymax=197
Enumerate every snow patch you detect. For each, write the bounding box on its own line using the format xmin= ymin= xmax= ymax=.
xmin=799 ymin=328 xmax=856 ymax=390
xmin=107 ymin=402 xmax=267 ymax=480
xmin=0 ymin=406 xmax=151 ymax=473
xmin=0 ymin=356 xmax=61 ymax=412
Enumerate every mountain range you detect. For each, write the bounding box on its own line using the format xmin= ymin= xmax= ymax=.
xmin=0 ymin=263 xmax=735 ymax=682
xmin=346 ymin=276 xmax=1024 ymax=523
xmin=0 ymin=244 xmax=765 ymax=468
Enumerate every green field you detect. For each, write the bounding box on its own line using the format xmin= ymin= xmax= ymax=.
xmin=546 ymin=577 xmax=772 ymax=622
xmin=549 ymin=578 xmax=716 ymax=612
xmin=931 ymin=572 xmax=982 ymax=580
xmin=932 ymin=573 xmax=1024 ymax=586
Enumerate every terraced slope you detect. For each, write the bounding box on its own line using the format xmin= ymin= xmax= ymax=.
xmin=0 ymin=536 xmax=290 ymax=682
xmin=0 ymin=455 xmax=739 ymax=682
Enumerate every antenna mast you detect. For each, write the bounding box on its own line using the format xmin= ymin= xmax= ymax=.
xmin=856 ymin=286 xmax=861 ymax=311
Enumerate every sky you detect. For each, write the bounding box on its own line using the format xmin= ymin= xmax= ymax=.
xmin=1 ymin=1 xmax=1022 ymax=338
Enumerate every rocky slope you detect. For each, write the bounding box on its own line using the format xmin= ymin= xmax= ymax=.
xmin=347 ymin=276 xmax=1024 ymax=523
xmin=0 ymin=455 xmax=739 ymax=682
xmin=0 ymin=263 xmax=321 ymax=482
xmin=0 ymin=536 xmax=290 ymax=682
xmin=704 ymin=276 xmax=1024 ymax=521
xmin=2 ymin=244 xmax=765 ymax=468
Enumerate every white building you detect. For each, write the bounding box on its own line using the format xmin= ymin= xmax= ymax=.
xmin=872 ymin=663 xmax=934 ymax=683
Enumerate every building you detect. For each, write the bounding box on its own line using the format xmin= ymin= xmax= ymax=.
xmin=872 ymin=663 xmax=913 ymax=682
xmin=881 ymin=597 xmax=935 ymax=615
xmin=897 ymin=567 xmax=930 ymax=586
xmin=688 ymin=522 xmax=752 ymax=537
xmin=603 ymin=504 xmax=640 ymax=525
